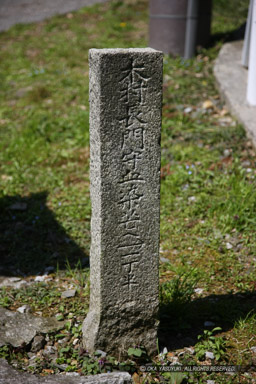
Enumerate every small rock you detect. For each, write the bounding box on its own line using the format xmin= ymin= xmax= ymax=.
xmin=250 ymin=346 xmax=256 ymax=353
xmin=205 ymin=351 xmax=215 ymax=360
xmin=58 ymin=336 xmax=70 ymax=345
xmin=226 ymin=242 xmax=233 ymax=250
xmin=182 ymin=183 xmax=189 ymax=191
xmin=185 ymin=347 xmax=195 ymax=355
xmin=160 ymin=257 xmax=170 ymax=264
xmin=34 ymin=275 xmax=48 ymax=282
xmin=223 ymin=149 xmax=231 ymax=157
xmin=194 ymin=288 xmax=204 ymax=295
xmin=219 ymin=117 xmax=233 ymax=126
xmin=73 ymin=338 xmax=79 ymax=346
xmin=27 ymin=354 xmax=38 ymax=368
xmin=53 ymin=363 xmax=68 ymax=371
xmin=17 ymin=305 xmax=32 ymax=314
xmin=207 ymin=381 xmax=215 ymax=384
xmin=44 ymin=345 xmax=56 ymax=354
xmin=31 ymin=335 xmax=45 ymax=352
xmin=0 ymin=278 xmax=28 ymax=289
xmin=95 ymin=349 xmax=107 ymax=358
xmin=204 ymin=321 xmax=215 ymax=327
xmin=184 ymin=107 xmax=192 ymax=114
xmin=61 ymin=289 xmax=76 ymax=298
xmin=9 ymin=202 xmax=27 ymax=211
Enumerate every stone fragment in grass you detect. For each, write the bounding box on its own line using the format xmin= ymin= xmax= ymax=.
xmin=0 ymin=307 xmax=64 ymax=348
xmin=188 ymin=196 xmax=196 ymax=203
xmin=185 ymin=347 xmax=195 ymax=355
xmin=31 ymin=335 xmax=45 ymax=352
xmin=34 ymin=275 xmax=47 ymax=282
xmin=160 ymin=257 xmax=170 ymax=263
xmin=0 ymin=277 xmax=28 ymax=289
xmin=95 ymin=349 xmax=107 ymax=357
xmin=205 ymin=351 xmax=215 ymax=360
xmin=17 ymin=305 xmax=32 ymax=314
xmin=61 ymin=289 xmax=76 ymax=298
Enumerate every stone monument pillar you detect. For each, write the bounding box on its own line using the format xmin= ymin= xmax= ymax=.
xmin=82 ymin=48 xmax=163 ymax=357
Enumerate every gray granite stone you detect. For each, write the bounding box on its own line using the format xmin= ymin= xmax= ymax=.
xmin=83 ymin=48 xmax=163 ymax=357
xmin=0 ymin=359 xmax=132 ymax=384
xmin=0 ymin=307 xmax=64 ymax=347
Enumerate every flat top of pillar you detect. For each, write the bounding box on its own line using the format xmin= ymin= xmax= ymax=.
xmin=89 ymin=47 xmax=163 ymax=56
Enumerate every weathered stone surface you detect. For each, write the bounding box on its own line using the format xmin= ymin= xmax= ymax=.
xmin=83 ymin=48 xmax=163 ymax=357
xmin=0 ymin=307 xmax=64 ymax=347
xmin=0 ymin=359 xmax=132 ymax=384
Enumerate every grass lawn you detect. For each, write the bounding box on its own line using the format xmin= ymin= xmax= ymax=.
xmin=0 ymin=0 xmax=255 ymax=383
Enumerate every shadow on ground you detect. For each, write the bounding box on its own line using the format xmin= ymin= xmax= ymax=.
xmin=0 ymin=192 xmax=88 ymax=277
xmin=208 ymin=22 xmax=246 ymax=49
xmin=158 ymin=290 xmax=256 ymax=350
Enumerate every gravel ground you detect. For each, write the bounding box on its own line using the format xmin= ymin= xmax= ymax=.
xmin=0 ymin=0 xmax=108 ymax=32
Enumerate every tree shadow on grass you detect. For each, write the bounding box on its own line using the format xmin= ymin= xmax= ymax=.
xmin=0 ymin=191 xmax=88 ymax=277
xmin=158 ymin=290 xmax=256 ymax=351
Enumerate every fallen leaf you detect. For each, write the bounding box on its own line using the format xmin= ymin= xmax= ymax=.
xmin=132 ymin=372 xmax=141 ymax=384
xmin=202 ymin=100 xmax=214 ymax=109
xmin=42 ymin=369 xmax=54 ymax=374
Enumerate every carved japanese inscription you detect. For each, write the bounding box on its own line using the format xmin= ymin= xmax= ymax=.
xmin=82 ymin=48 xmax=163 ymax=357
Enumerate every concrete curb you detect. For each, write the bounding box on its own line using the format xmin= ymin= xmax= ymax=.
xmin=214 ymin=40 xmax=256 ymax=147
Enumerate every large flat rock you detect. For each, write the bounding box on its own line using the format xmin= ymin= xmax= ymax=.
xmin=0 ymin=359 xmax=132 ymax=384
xmin=0 ymin=307 xmax=64 ymax=347
xmin=214 ymin=40 xmax=256 ymax=147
